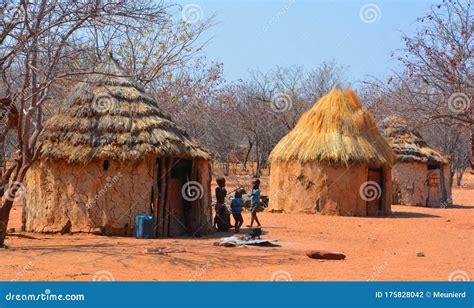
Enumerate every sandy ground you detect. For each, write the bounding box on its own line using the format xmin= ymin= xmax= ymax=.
xmin=1 ymin=173 xmax=472 ymax=282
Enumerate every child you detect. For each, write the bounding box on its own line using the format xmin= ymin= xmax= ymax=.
xmin=230 ymin=189 xmax=244 ymax=233
xmin=214 ymin=177 xmax=230 ymax=231
xmin=249 ymin=178 xmax=262 ymax=228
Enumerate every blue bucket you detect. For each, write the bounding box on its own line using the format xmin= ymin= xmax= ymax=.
xmin=135 ymin=215 xmax=155 ymax=239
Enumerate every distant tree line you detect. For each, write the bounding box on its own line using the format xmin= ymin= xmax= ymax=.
xmin=0 ymin=0 xmax=471 ymax=245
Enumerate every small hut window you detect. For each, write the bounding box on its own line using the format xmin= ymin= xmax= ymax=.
xmin=103 ymin=160 xmax=110 ymax=171
xmin=427 ymin=164 xmax=440 ymax=170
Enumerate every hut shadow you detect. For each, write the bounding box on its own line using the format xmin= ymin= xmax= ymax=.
xmin=11 ymin=241 xmax=291 ymax=272
xmin=180 ymin=227 xmax=273 ymax=240
xmin=448 ymin=204 xmax=474 ymax=209
xmin=12 ymin=242 xmax=119 ymax=252
xmin=385 ymin=211 xmax=441 ymax=218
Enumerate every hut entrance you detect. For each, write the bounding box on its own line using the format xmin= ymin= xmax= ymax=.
xmin=427 ymin=165 xmax=441 ymax=207
xmin=152 ymin=158 xmax=200 ymax=237
xmin=367 ymin=168 xmax=384 ymax=216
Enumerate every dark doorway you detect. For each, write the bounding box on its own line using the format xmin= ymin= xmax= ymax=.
xmin=367 ymin=168 xmax=384 ymax=216
xmin=152 ymin=158 xmax=198 ymax=237
xmin=169 ymin=159 xmax=193 ymax=236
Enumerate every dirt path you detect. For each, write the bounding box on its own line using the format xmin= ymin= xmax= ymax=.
xmin=1 ymin=174 xmax=472 ymax=281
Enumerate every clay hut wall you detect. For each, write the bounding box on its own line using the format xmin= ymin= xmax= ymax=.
xmin=391 ymin=162 xmax=452 ymax=207
xmin=269 ymin=88 xmax=395 ymax=217
xmin=24 ymin=158 xmax=153 ymax=235
xmin=392 ymin=162 xmax=427 ymax=206
xmin=443 ymin=164 xmax=452 ymax=201
xmin=269 ymin=161 xmax=392 ymax=216
xmin=24 ymin=157 xmax=212 ymax=236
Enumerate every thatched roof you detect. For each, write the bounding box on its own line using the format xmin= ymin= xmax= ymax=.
xmin=38 ymin=57 xmax=210 ymax=163
xmin=381 ymin=116 xmax=449 ymax=165
xmin=269 ymin=88 xmax=395 ymax=166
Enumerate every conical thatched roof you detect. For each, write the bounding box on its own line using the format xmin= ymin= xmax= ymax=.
xmin=38 ymin=57 xmax=210 ymax=163
xmin=381 ymin=116 xmax=449 ymax=165
xmin=269 ymin=88 xmax=395 ymax=166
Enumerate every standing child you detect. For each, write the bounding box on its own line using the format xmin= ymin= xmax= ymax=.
xmin=214 ymin=177 xmax=230 ymax=231
xmin=230 ymin=189 xmax=244 ymax=233
xmin=249 ymin=178 xmax=262 ymax=228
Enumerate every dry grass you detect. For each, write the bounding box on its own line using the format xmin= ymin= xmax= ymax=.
xmin=270 ymin=87 xmax=395 ymax=166
xmin=38 ymin=57 xmax=210 ymax=163
xmin=381 ymin=115 xmax=449 ymax=165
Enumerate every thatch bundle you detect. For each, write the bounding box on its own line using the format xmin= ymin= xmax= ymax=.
xmin=38 ymin=57 xmax=210 ymax=163
xmin=381 ymin=116 xmax=448 ymax=165
xmin=269 ymin=88 xmax=395 ymax=166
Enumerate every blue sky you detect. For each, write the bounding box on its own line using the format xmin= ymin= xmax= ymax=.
xmin=177 ymin=0 xmax=437 ymax=84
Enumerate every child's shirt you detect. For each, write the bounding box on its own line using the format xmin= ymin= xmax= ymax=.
xmin=230 ymin=198 xmax=244 ymax=214
xmin=251 ymin=188 xmax=261 ymax=206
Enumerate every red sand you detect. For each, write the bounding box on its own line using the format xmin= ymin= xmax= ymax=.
xmin=1 ymin=173 xmax=472 ymax=281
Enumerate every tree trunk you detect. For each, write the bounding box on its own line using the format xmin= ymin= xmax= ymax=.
xmin=0 ymin=162 xmax=32 ymax=246
xmin=224 ymin=154 xmax=230 ymax=176
xmin=157 ymin=157 xmax=166 ymax=237
xmin=255 ymin=139 xmax=261 ymax=178
xmin=456 ymin=168 xmax=466 ymax=187
xmin=242 ymin=139 xmax=253 ymax=171
xmin=471 ymin=125 xmax=474 ymax=173
xmin=0 ymin=197 xmax=15 ymax=247
xmin=152 ymin=158 xmax=159 ymax=235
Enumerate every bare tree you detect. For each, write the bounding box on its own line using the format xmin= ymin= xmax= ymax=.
xmin=0 ymin=0 xmax=208 ymax=247
xmin=214 ymin=62 xmax=347 ymax=177
xmin=365 ymin=0 xmax=473 ymax=182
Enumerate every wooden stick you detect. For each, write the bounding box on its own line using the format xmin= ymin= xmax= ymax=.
xmin=195 ymin=161 xmax=202 ymax=233
xmin=164 ymin=157 xmax=173 ymax=237
xmin=191 ymin=160 xmax=198 ymax=234
xmin=157 ymin=157 xmax=166 ymax=237
xmin=208 ymin=162 xmax=213 ymax=231
xmin=152 ymin=158 xmax=159 ymax=236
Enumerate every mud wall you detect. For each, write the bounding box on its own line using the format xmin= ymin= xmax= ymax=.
xmin=269 ymin=161 xmax=392 ymax=216
xmin=24 ymin=158 xmax=154 ymax=235
xmin=443 ymin=164 xmax=452 ymax=202
xmin=392 ymin=162 xmax=427 ymax=206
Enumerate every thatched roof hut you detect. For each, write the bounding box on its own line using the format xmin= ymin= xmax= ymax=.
xmin=381 ymin=116 xmax=448 ymax=165
xmin=269 ymin=88 xmax=395 ymax=216
xmin=39 ymin=59 xmax=210 ymax=162
xmin=24 ymin=57 xmax=212 ymax=236
xmin=381 ymin=116 xmax=451 ymax=207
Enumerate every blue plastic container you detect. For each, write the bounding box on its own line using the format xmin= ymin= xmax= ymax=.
xmin=135 ymin=215 xmax=155 ymax=239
